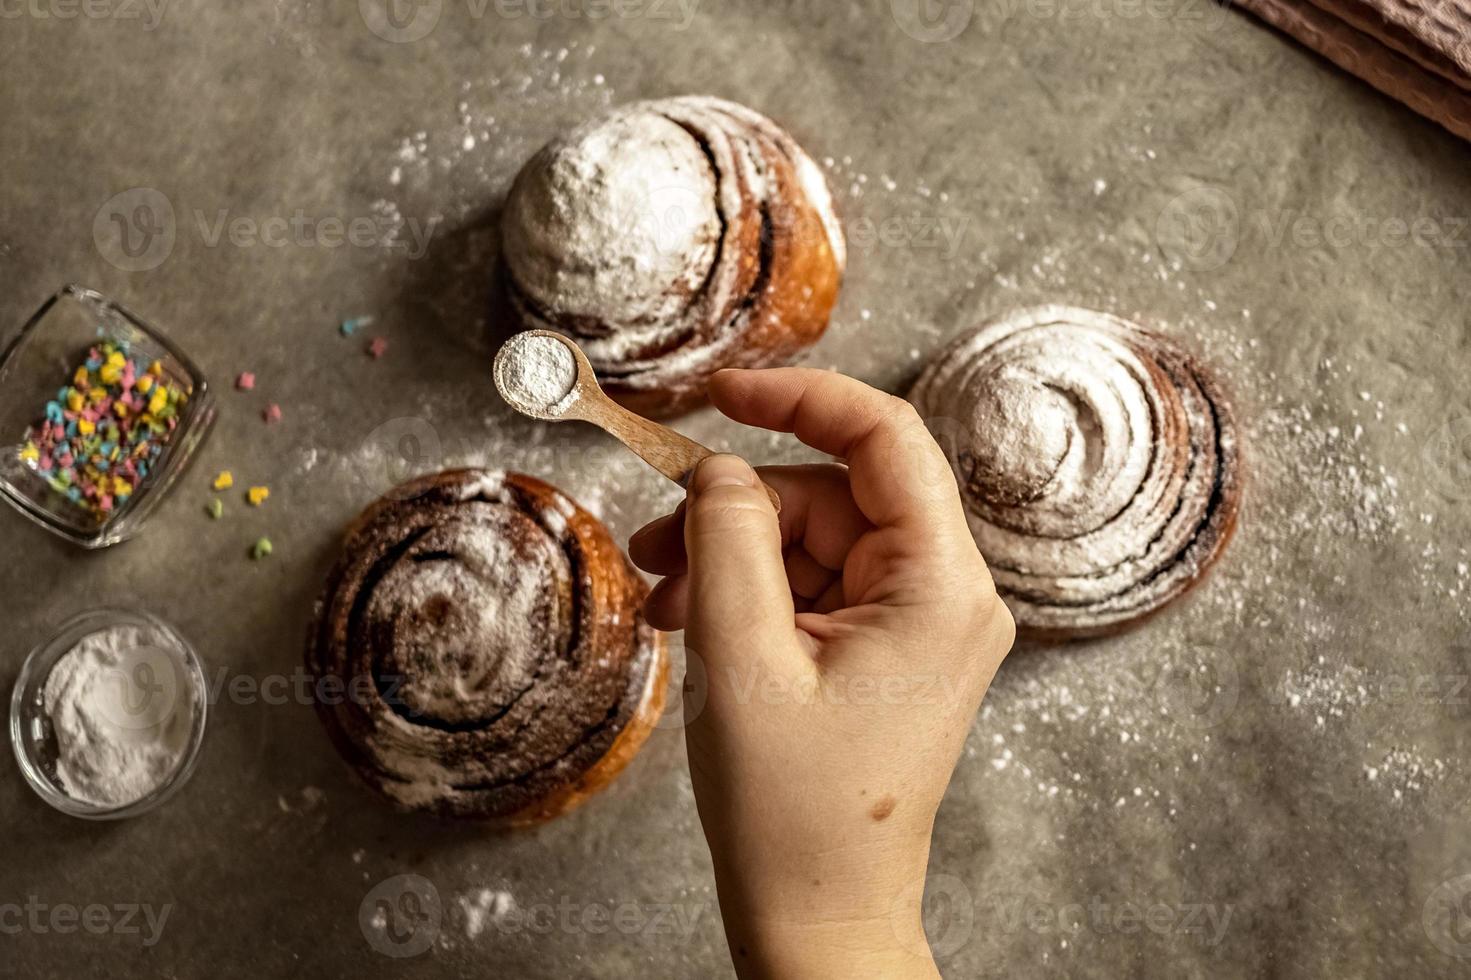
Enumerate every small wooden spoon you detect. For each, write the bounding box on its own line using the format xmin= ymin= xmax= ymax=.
xmin=494 ymin=330 xmax=780 ymax=511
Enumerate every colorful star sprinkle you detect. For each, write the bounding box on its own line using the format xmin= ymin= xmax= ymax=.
xmin=340 ymin=315 xmax=373 ymax=337
xmin=19 ymin=340 xmax=188 ymax=523
xmin=251 ymin=537 xmax=273 ymax=560
xmin=262 ymin=403 xmax=282 ymax=424
xmin=235 ymin=372 xmax=255 ymax=391
xmin=367 ymin=337 xmax=388 ymax=359
xmin=247 ymin=486 xmax=270 ymax=507
xmin=213 ymin=471 xmax=234 ymax=490
xmin=207 ymin=498 xmax=224 ymax=519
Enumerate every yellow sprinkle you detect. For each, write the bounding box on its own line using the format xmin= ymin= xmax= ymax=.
xmin=20 ymin=443 xmax=39 ymax=462
xmin=114 ymin=402 xmax=129 ymax=418
xmin=213 ymin=471 xmax=234 ymax=491
xmin=87 ymin=387 xmax=107 ymax=404
xmin=66 ymin=390 xmax=84 ymax=412
xmin=113 ymin=476 xmax=133 ymax=496
xmin=73 ymin=366 xmax=89 ymax=387
xmin=136 ymin=375 xmax=154 ymax=395
xmin=148 ymin=387 xmax=167 ymax=416
xmin=148 ymin=360 xmax=163 ymax=377
xmin=247 ymin=486 xmax=270 ymax=507
xmin=99 ymin=364 xmax=122 ymax=384
xmin=77 ymin=418 xmax=96 ymax=436
xmin=106 ymin=351 xmax=126 ymax=367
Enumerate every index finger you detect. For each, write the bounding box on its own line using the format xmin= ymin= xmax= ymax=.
xmin=707 ymin=368 xmax=967 ymax=536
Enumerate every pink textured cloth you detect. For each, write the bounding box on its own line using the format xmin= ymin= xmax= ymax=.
xmin=1234 ymin=0 xmax=1471 ymax=139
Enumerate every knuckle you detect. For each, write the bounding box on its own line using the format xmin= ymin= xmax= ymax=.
xmin=688 ymin=487 xmax=773 ymax=536
xmin=878 ymin=395 xmax=924 ymax=434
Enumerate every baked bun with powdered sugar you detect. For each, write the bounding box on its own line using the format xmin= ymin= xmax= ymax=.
xmin=502 ymin=95 xmax=846 ymax=418
xmin=909 ymin=306 xmax=1243 ymax=640
xmin=306 ymin=469 xmax=667 ymax=824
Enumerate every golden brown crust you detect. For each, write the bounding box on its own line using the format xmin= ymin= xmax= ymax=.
xmin=306 ymin=469 xmax=667 ymax=823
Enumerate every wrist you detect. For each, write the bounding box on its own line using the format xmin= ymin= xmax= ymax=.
xmin=711 ymin=864 xmax=940 ymax=980
xmin=722 ymin=906 xmax=940 ymax=980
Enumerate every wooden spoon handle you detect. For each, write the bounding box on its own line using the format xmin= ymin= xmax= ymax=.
xmin=595 ymin=400 xmax=782 ymax=511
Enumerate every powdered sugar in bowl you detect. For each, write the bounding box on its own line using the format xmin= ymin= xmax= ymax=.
xmin=10 ymin=608 xmax=207 ymax=819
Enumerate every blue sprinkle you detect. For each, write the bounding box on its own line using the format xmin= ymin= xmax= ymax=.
xmin=96 ymin=460 xmax=110 ymax=472
xmin=66 ymin=487 xmax=81 ymax=502
xmin=340 ymin=315 xmax=374 ymax=337
xmin=45 ymin=402 xmax=64 ymax=423
xmin=66 ymin=420 xmax=78 ymax=437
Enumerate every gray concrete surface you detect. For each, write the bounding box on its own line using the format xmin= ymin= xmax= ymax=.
xmin=2 ymin=1 xmax=1469 ymax=977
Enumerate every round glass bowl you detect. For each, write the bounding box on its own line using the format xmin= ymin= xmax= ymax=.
xmin=10 ymin=608 xmax=208 ymax=819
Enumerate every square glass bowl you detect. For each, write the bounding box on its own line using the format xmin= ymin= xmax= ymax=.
xmin=0 ymin=285 xmax=215 ymax=547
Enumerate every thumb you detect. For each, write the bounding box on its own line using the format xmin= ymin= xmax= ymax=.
xmin=683 ymin=455 xmax=796 ymax=663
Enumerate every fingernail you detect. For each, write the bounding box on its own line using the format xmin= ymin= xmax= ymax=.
xmin=692 ymin=454 xmax=757 ymax=493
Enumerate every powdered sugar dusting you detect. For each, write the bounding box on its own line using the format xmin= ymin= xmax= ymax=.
xmin=495 ymin=333 xmax=579 ymax=416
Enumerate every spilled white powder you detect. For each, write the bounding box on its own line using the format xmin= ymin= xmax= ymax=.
xmin=42 ymin=625 xmax=195 ymax=807
xmin=495 ymin=333 xmax=578 ymax=416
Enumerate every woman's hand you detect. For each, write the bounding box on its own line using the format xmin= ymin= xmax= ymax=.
xmin=628 ymin=368 xmax=1015 ymax=979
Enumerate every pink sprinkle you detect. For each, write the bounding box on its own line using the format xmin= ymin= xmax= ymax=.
xmin=263 ymin=404 xmax=282 ymax=424
xmin=98 ymin=495 xmax=113 ymax=512
xmin=367 ymin=338 xmax=388 ymax=359
xmin=236 ymin=372 xmax=256 ymax=391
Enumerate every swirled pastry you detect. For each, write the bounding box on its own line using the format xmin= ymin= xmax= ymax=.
xmin=306 ymin=469 xmax=667 ymax=823
xmin=502 ymin=95 xmax=846 ymax=418
xmin=909 ymin=306 xmax=1242 ymax=639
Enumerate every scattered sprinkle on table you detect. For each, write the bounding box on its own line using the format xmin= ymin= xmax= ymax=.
xmin=207 ymin=498 xmax=223 ymax=519
xmin=18 ymin=340 xmax=188 ymax=522
xmin=251 ymin=537 xmax=273 ymax=560
xmin=247 ymin=486 xmax=270 ymax=507
xmin=367 ymin=337 xmax=388 ymax=359
xmin=235 ymin=372 xmax=255 ymax=391
xmin=263 ymin=404 xmax=282 ymax=424
xmin=340 ymin=316 xmax=373 ymax=337
xmin=213 ymin=471 xmax=234 ymax=491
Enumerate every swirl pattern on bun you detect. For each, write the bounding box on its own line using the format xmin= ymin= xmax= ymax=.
xmin=909 ymin=306 xmax=1242 ymax=639
xmin=503 ymin=95 xmax=846 ymax=417
xmin=306 ymin=469 xmax=666 ymax=823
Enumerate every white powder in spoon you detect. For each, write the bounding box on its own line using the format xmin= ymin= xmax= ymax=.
xmin=42 ymin=625 xmax=196 ymax=808
xmin=495 ymin=333 xmax=579 ymax=416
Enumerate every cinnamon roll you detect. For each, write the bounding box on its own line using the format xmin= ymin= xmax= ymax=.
xmin=306 ymin=469 xmax=667 ymax=823
xmin=909 ymin=306 xmax=1242 ymax=640
xmin=502 ymin=95 xmax=846 ymax=418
